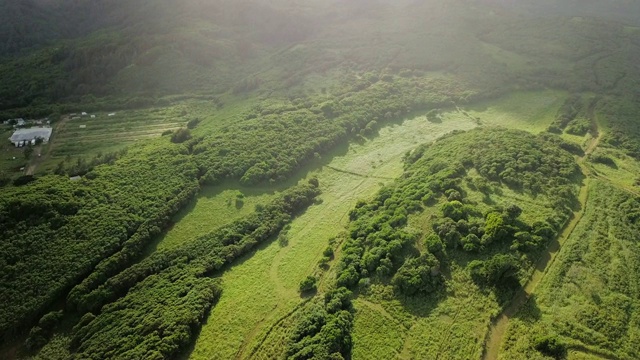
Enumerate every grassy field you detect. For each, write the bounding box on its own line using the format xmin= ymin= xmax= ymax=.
xmin=500 ymin=179 xmax=640 ymax=360
xmin=0 ymin=126 xmax=30 ymax=178
xmin=183 ymin=91 xmax=576 ymax=359
xmin=184 ymin=111 xmax=478 ymax=360
xmin=17 ymin=90 xmax=577 ymax=359
xmin=464 ymin=90 xmax=567 ymax=134
xmin=588 ymin=147 xmax=640 ymax=194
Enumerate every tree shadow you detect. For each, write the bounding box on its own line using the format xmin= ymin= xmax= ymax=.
xmin=395 ymin=290 xmax=446 ymax=318
xmin=512 ymin=294 xmax=542 ymax=323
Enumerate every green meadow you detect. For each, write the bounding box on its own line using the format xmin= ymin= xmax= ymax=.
xmin=180 ymin=90 xmax=571 ymax=359
xmin=186 ymin=110 xmax=477 ymax=360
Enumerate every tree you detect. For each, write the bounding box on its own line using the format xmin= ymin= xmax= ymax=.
xmin=24 ymin=146 xmax=34 ymax=159
xmin=505 ymin=204 xmax=522 ymax=220
xmin=392 ymin=253 xmax=441 ymax=296
xmin=534 ymin=335 xmax=567 ymax=359
xmin=187 ymin=118 xmax=201 ymax=129
xmin=171 ymin=128 xmax=191 ymax=143
xmin=469 ymin=254 xmax=520 ymax=288
xmin=441 ymin=200 xmax=468 ymax=221
xmin=299 ymin=276 xmax=317 ymax=293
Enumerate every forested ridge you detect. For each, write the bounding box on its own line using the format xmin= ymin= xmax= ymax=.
xmin=286 ymin=128 xmax=582 ymax=358
xmin=0 ymin=69 xmax=479 ymax=343
xmin=1 ymin=0 xmax=640 ymax=359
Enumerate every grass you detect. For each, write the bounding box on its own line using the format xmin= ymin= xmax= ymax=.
xmin=349 ymin=268 xmax=499 ymax=360
xmin=500 ymin=180 xmax=640 ymax=360
xmin=173 ymin=90 xmax=576 ymax=359
xmin=33 ymin=97 xmax=253 ymax=174
xmin=349 ymin=174 xmax=565 ymax=360
xmin=19 ymin=91 xmax=580 ymax=359
xmin=152 ymin=186 xmax=281 ymax=252
xmin=587 ymin=147 xmax=640 ymax=194
xmin=351 ymin=299 xmax=407 ymax=360
xmin=185 ymin=110 xmax=478 ymax=360
xmin=463 ymin=90 xmax=567 ymax=133
xmin=0 ymin=126 xmax=29 ymax=177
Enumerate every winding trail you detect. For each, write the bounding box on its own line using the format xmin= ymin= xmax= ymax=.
xmin=482 ymin=118 xmax=602 ymax=360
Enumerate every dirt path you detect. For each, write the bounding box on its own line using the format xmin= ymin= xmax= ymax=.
xmin=482 ymin=118 xmax=602 ymax=360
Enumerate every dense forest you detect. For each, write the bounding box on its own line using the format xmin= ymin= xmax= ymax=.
xmin=1 ymin=0 xmax=640 ymax=359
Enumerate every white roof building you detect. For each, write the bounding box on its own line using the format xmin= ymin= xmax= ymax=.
xmin=9 ymin=127 xmax=53 ymax=145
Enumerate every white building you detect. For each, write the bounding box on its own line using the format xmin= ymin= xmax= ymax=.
xmin=9 ymin=127 xmax=53 ymax=146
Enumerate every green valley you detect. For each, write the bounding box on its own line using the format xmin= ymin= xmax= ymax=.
xmin=1 ymin=1 xmax=640 ymax=360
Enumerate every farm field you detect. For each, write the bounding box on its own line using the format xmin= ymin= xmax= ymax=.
xmin=33 ymin=98 xmax=250 ymax=174
xmin=185 ymin=110 xmax=478 ymax=359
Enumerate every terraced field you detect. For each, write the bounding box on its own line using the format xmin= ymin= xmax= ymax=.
xmin=52 ymin=112 xmax=184 ymax=157
xmin=34 ymin=98 xmax=249 ymax=174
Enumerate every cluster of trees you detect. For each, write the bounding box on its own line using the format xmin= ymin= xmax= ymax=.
xmin=194 ymin=74 xmax=480 ymax=186
xmin=285 ymin=288 xmax=354 ymax=360
xmin=547 ymin=95 xmax=584 ymax=134
xmin=391 ymin=253 xmax=442 ymax=296
xmin=600 ymin=97 xmax=640 ymax=159
xmin=0 ymin=143 xmax=200 ymax=340
xmin=546 ymin=95 xmax=595 ymax=137
xmin=68 ymin=182 xmax=319 ymax=358
xmin=288 ymin=128 xmax=581 ymax=357
xmin=53 ymin=149 xmax=128 ymax=177
xmin=337 ymin=128 xmax=578 ymax=293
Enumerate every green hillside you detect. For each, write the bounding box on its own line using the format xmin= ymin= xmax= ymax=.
xmin=1 ymin=0 xmax=640 ymax=359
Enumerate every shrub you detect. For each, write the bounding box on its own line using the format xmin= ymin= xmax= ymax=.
xmin=171 ymin=128 xmax=191 ymax=143
xmin=186 ymin=118 xmax=201 ymax=129
xmin=299 ymin=276 xmax=318 ymax=293
xmin=534 ymin=335 xmax=567 ymax=359
xmin=392 ymin=253 xmax=441 ymax=296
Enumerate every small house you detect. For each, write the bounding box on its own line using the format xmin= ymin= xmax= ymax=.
xmin=90 ymin=115 xmax=96 ymax=118
xmin=108 ymin=113 xmax=116 ymax=117
xmin=81 ymin=112 xmax=88 ymax=116
xmin=79 ymin=125 xmax=87 ymax=129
